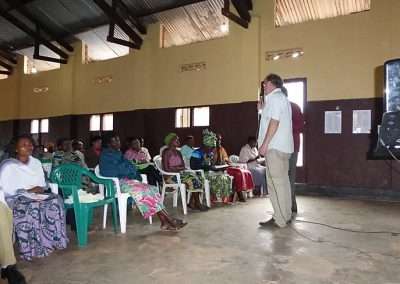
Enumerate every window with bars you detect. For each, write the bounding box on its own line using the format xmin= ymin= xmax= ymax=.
xmin=175 ymin=107 xmax=210 ymax=128
xmin=90 ymin=114 xmax=114 ymax=131
xmin=175 ymin=108 xmax=191 ymax=128
xmin=31 ymin=119 xmax=49 ymax=134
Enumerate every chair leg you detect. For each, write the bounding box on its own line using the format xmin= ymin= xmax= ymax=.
xmin=248 ymin=191 xmax=253 ymax=198
xmin=99 ymin=184 xmax=104 ymax=196
xmin=173 ymin=190 xmax=178 ymax=208
xmin=233 ymin=192 xmax=238 ymax=203
xmin=88 ymin=208 xmax=94 ymax=227
xmin=103 ymin=204 xmax=108 ymax=229
xmin=204 ymin=180 xmax=211 ymax=208
xmin=187 ymin=192 xmax=191 ymax=205
xmin=161 ymin=186 xmax=166 ymax=203
xmin=118 ymin=197 xmax=128 ymax=234
xmin=75 ymin=207 xmax=89 ymax=248
xmin=180 ymin=185 xmax=187 ymax=215
xmin=111 ymin=200 xmax=119 ymax=233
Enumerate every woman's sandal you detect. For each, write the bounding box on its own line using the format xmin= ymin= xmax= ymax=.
xmin=172 ymin=218 xmax=188 ymax=229
xmin=160 ymin=224 xmax=180 ymax=232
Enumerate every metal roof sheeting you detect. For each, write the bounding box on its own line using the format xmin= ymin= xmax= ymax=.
xmin=0 ymin=0 xmax=228 ymax=67
xmin=156 ymin=0 xmax=228 ymax=48
xmin=275 ymin=0 xmax=371 ymax=27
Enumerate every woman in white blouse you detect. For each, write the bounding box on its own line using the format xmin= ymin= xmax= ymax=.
xmin=239 ymin=136 xmax=267 ymax=196
xmin=0 ymin=135 xmax=68 ymax=261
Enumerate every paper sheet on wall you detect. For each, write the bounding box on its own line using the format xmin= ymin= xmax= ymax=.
xmin=352 ymin=110 xmax=371 ymax=134
xmin=324 ymin=111 xmax=342 ymax=134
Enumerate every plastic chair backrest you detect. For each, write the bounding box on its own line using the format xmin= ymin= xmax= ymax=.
xmin=51 ymin=163 xmax=115 ymax=199
xmin=153 ymin=155 xmax=183 ymax=188
xmin=94 ymin=165 xmax=122 ymax=196
xmin=228 ymin=155 xmax=247 ymax=170
xmin=159 ymin=146 xmax=167 ymax=156
xmin=153 ymin=155 xmax=164 ymax=172
xmin=229 ymin=155 xmax=240 ymax=163
xmin=50 ymin=164 xmax=83 ymax=196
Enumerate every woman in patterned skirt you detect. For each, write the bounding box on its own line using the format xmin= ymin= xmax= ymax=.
xmin=99 ymin=133 xmax=186 ymax=231
xmin=162 ymin=133 xmax=207 ymax=211
xmin=0 ymin=135 xmax=68 ymax=261
xmin=190 ymin=130 xmax=233 ymax=203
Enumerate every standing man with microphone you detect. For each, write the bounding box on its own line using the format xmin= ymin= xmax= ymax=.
xmin=257 ymin=74 xmax=294 ymax=228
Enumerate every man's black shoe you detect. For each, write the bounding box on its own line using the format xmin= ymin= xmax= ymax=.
xmin=1 ymin=265 xmax=27 ymax=284
xmin=259 ymin=218 xmax=276 ymax=227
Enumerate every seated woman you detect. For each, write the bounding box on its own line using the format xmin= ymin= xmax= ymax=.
xmin=162 ymin=133 xmax=207 ymax=211
xmin=124 ymin=137 xmax=162 ymax=186
xmin=99 ymin=133 xmax=185 ymax=231
xmin=213 ymin=134 xmax=255 ymax=202
xmin=239 ymin=136 xmax=267 ymax=196
xmin=53 ymin=138 xmax=87 ymax=168
xmin=191 ymin=130 xmax=232 ymax=203
xmin=0 ymin=135 xmax=68 ymax=261
xmin=85 ymin=136 xmax=102 ymax=169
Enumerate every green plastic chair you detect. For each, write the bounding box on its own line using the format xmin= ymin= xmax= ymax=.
xmin=50 ymin=164 xmax=118 ymax=247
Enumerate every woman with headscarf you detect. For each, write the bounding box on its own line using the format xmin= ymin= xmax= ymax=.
xmin=99 ymin=132 xmax=186 ymax=231
xmin=213 ymin=134 xmax=255 ymax=202
xmin=162 ymin=133 xmax=207 ymax=211
xmin=191 ymin=130 xmax=232 ymax=203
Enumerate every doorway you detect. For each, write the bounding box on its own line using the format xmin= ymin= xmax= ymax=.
xmin=284 ymin=78 xmax=307 ymax=183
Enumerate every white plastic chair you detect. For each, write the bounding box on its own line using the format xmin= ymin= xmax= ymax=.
xmin=153 ymin=155 xmax=187 ymax=215
xmin=229 ymin=155 xmax=256 ymax=198
xmin=183 ymin=158 xmax=211 ymax=208
xmin=41 ymin=162 xmax=53 ymax=179
xmin=94 ymin=166 xmax=152 ymax=234
xmin=229 ymin=155 xmax=248 ymax=170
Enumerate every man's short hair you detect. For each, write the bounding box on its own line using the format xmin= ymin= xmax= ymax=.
xmin=89 ymin=135 xmax=102 ymax=146
xmin=183 ymin=135 xmax=194 ymax=144
xmin=247 ymin=136 xmax=257 ymax=143
xmin=265 ymin=73 xmax=283 ymax=88
xmin=281 ymin=86 xmax=288 ymax=96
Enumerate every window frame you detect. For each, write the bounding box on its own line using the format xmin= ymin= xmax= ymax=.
xmin=175 ymin=108 xmax=191 ymax=128
xmin=175 ymin=106 xmax=210 ymax=129
xmin=90 ymin=113 xmax=114 ymax=132
xmin=30 ymin=118 xmax=49 ymax=134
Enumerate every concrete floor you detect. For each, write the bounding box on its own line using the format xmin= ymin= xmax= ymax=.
xmin=10 ymin=196 xmax=400 ymax=284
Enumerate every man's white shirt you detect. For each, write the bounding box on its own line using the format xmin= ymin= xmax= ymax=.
xmin=257 ymin=88 xmax=294 ymax=154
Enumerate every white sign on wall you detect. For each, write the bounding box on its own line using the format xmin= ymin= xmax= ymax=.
xmin=324 ymin=111 xmax=342 ymax=134
xmin=352 ymin=110 xmax=371 ymax=134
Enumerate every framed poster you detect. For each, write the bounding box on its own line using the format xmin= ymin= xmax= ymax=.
xmin=324 ymin=111 xmax=342 ymax=134
xmin=352 ymin=110 xmax=371 ymax=134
